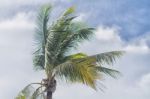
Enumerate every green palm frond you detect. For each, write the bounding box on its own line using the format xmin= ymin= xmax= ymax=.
xmin=16 ymin=95 xmax=26 ymax=99
xmin=65 ymin=51 xmax=124 ymax=66
xmin=56 ymin=24 xmax=95 ymax=57
xmin=31 ymin=86 xmax=45 ymax=99
xmin=16 ymin=83 xmax=44 ymax=99
xmin=95 ymin=66 xmax=121 ymax=78
xmin=49 ymin=23 xmax=95 ymax=66
xmin=54 ymin=51 xmax=124 ymax=89
xmin=92 ymin=51 xmax=124 ymax=65
xmin=16 ymin=84 xmax=34 ymax=99
xmin=55 ymin=60 xmax=99 ymax=89
xmin=33 ymin=54 xmax=45 ymax=70
xmin=63 ymin=6 xmax=75 ymax=16
xmin=75 ymin=51 xmax=124 ymax=65
xmin=33 ymin=4 xmax=52 ymax=70
xmin=44 ymin=7 xmax=76 ymax=67
xmin=35 ymin=4 xmax=52 ymax=47
xmin=67 ymin=53 xmax=88 ymax=59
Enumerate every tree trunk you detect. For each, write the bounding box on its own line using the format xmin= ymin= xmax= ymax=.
xmin=45 ymin=77 xmax=56 ymax=99
xmin=46 ymin=91 xmax=53 ymax=99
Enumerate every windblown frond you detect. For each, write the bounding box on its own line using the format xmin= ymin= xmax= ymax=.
xmin=16 ymin=83 xmax=45 ymax=99
xmin=33 ymin=4 xmax=52 ymax=70
xmin=94 ymin=51 xmax=124 ymax=65
xmin=33 ymin=55 xmax=45 ymax=70
xmin=56 ymin=23 xmax=95 ymax=58
xmin=66 ymin=53 xmax=88 ymax=59
xmin=54 ymin=51 xmax=124 ymax=89
xmin=31 ymin=86 xmax=45 ymax=99
xmin=55 ymin=60 xmax=99 ymax=89
xmin=16 ymin=84 xmax=34 ymax=99
xmin=63 ymin=6 xmax=75 ymax=16
xmin=43 ymin=7 xmax=76 ymax=68
xmin=82 ymin=51 xmax=124 ymax=65
xmin=35 ymin=4 xmax=52 ymax=47
xmin=95 ymin=66 xmax=121 ymax=78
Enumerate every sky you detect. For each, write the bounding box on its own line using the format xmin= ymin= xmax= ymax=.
xmin=0 ymin=0 xmax=150 ymax=99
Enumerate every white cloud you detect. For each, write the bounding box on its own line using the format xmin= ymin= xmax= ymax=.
xmin=124 ymin=33 xmax=150 ymax=54
xmin=93 ymin=25 xmax=150 ymax=54
xmin=95 ymin=26 xmax=121 ymax=41
xmin=73 ymin=13 xmax=88 ymax=22
xmin=78 ymin=25 xmax=146 ymax=54
xmin=0 ymin=12 xmax=34 ymax=31
xmin=0 ymin=12 xmax=35 ymax=47
xmin=125 ymin=43 xmax=150 ymax=53
xmin=138 ymin=73 xmax=150 ymax=92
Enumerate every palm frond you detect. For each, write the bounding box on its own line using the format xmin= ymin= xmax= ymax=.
xmin=15 ymin=84 xmax=34 ymax=99
xmin=55 ymin=60 xmax=99 ymax=89
xmin=31 ymin=86 xmax=44 ymax=99
xmin=33 ymin=4 xmax=52 ymax=70
xmin=57 ymin=25 xmax=95 ymax=55
xmin=51 ymin=23 xmax=95 ymax=66
xmin=95 ymin=66 xmax=121 ymax=78
xmin=33 ymin=54 xmax=45 ymax=70
xmin=63 ymin=6 xmax=75 ymax=16
xmin=44 ymin=7 xmax=77 ymax=68
xmin=73 ymin=51 xmax=124 ymax=65
xmin=35 ymin=4 xmax=52 ymax=47
xmin=54 ymin=51 xmax=124 ymax=89
xmin=66 ymin=53 xmax=88 ymax=59
xmin=16 ymin=83 xmax=44 ymax=99
xmin=92 ymin=51 xmax=125 ymax=65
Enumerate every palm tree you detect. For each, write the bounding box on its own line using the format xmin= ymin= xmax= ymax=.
xmin=16 ymin=4 xmax=124 ymax=99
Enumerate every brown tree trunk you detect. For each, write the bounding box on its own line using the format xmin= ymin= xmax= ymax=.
xmin=46 ymin=91 xmax=53 ymax=99
xmin=45 ymin=76 xmax=56 ymax=99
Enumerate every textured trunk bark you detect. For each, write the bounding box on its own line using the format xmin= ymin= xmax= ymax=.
xmin=45 ymin=76 xmax=56 ymax=99
xmin=46 ymin=91 xmax=53 ymax=99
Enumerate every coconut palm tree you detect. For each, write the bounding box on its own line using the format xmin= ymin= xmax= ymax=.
xmin=16 ymin=4 xmax=124 ymax=99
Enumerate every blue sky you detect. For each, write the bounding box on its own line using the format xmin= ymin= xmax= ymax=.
xmin=0 ymin=0 xmax=150 ymax=99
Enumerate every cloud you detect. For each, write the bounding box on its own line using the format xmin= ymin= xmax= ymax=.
xmin=0 ymin=12 xmax=35 ymax=48
xmin=95 ymin=26 xmax=121 ymax=41
xmin=95 ymin=26 xmax=150 ymax=54
xmin=125 ymin=43 xmax=150 ymax=54
xmin=77 ymin=25 xmax=150 ymax=55
xmin=0 ymin=12 xmax=34 ymax=31
xmin=138 ymin=73 xmax=150 ymax=92
xmin=73 ymin=13 xmax=89 ymax=22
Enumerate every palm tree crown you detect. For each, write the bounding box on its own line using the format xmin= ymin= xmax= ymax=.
xmin=16 ymin=4 xmax=124 ymax=99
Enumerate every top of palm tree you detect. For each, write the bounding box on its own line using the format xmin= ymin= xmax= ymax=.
xmin=33 ymin=4 xmax=124 ymax=88
xmin=16 ymin=4 xmax=124 ymax=99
